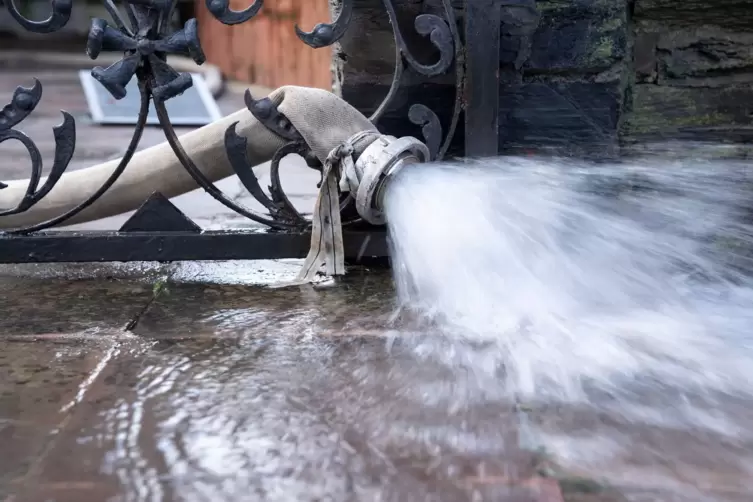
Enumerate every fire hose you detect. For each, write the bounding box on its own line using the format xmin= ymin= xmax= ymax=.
xmin=0 ymin=84 xmax=429 ymax=283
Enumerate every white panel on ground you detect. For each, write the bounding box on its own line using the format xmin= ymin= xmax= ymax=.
xmin=79 ymin=70 xmax=223 ymax=127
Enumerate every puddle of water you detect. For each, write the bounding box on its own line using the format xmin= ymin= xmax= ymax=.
xmin=168 ymin=259 xmax=306 ymax=285
xmin=384 ymin=155 xmax=753 ymax=500
xmin=84 ymin=336 xmax=536 ymax=501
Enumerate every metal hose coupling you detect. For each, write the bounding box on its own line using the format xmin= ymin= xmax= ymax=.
xmin=343 ymin=135 xmax=430 ymax=225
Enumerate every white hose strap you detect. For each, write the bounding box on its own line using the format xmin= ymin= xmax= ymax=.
xmin=298 ymin=143 xmax=349 ymax=282
xmin=338 ymin=130 xmax=380 ymax=194
xmin=271 ymin=131 xmax=377 ymax=288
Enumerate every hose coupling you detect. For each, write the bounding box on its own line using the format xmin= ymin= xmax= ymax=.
xmin=344 ymin=135 xmax=430 ymax=225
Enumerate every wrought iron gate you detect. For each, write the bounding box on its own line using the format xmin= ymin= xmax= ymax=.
xmin=0 ymin=0 xmax=523 ymax=264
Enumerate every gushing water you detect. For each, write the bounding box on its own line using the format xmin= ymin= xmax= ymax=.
xmin=383 ymin=155 xmax=753 ymax=498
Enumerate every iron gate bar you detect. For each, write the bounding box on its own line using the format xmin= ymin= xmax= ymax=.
xmin=464 ymin=0 xmax=539 ymax=158
xmin=0 ymin=0 xmax=503 ymax=263
xmin=0 ymin=230 xmax=386 ymax=263
xmin=464 ymin=0 xmax=502 ymax=158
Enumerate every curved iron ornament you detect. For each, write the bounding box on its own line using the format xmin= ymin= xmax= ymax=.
xmin=0 ymin=0 xmax=465 ymax=235
xmin=295 ymin=0 xmax=353 ymax=49
xmin=0 ymin=80 xmax=74 ymax=219
xmin=5 ymin=0 xmax=72 ymax=33
xmin=205 ymin=0 xmax=263 ymax=25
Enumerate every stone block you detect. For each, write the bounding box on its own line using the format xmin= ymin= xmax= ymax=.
xmin=499 ymin=0 xmax=540 ymax=75
xmin=529 ymin=0 xmax=628 ymax=74
xmin=499 ymin=80 xmax=623 ymax=151
xmin=0 ymin=275 xmax=153 ymax=336
xmin=622 ymin=84 xmax=753 ymax=142
xmin=654 ymin=26 xmax=753 ymax=87
xmin=634 ymin=0 xmax=753 ymax=29
xmin=634 ymin=30 xmax=660 ymax=83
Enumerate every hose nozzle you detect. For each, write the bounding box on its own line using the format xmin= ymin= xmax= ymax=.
xmin=345 ymin=135 xmax=430 ymax=225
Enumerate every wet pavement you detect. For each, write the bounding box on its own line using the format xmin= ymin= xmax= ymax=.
xmin=0 ymin=263 xmax=571 ymax=502
xmin=4 ymin=260 xmax=751 ymax=502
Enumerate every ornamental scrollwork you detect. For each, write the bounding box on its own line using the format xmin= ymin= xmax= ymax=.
xmin=0 ymin=0 xmax=464 ymax=233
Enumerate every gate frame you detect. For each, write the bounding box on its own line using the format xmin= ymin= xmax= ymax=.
xmin=0 ymin=0 xmax=522 ymax=264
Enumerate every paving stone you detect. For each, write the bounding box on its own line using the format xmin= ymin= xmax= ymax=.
xmin=130 ymin=269 xmax=398 ymax=339
xmin=0 ymin=341 xmax=116 ymax=500
xmin=0 ymin=275 xmax=155 ymax=336
xmin=7 ymin=327 xmax=562 ymax=502
xmin=525 ymin=401 xmax=753 ymax=502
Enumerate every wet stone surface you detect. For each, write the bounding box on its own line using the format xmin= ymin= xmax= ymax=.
xmin=0 ymin=263 xmax=566 ymax=502
xmin=6 ymin=337 xmax=545 ymax=502
xmin=1 ymin=257 xmax=750 ymax=502
xmin=0 ymin=276 xmax=155 ymax=337
xmin=0 ymin=341 xmax=115 ymax=499
xmin=526 ymin=401 xmax=753 ymax=502
xmin=132 ymin=270 xmax=398 ymax=339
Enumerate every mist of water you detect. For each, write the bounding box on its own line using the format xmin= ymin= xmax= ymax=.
xmin=381 ymin=156 xmax=753 ymax=497
xmin=384 ymin=155 xmax=753 ymax=412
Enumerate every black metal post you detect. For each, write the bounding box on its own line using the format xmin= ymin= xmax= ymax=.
xmin=464 ymin=0 xmax=502 ymax=158
xmin=0 ymin=230 xmax=386 ymax=263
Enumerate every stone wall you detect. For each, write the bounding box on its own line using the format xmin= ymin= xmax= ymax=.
xmin=501 ymin=0 xmax=629 ymax=154
xmin=625 ymin=0 xmax=753 ymax=143
xmin=335 ymin=0 xmax=753 ymax=156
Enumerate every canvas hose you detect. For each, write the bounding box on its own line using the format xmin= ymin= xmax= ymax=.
xmin=0 ymin=86 xmax=387 ymax=281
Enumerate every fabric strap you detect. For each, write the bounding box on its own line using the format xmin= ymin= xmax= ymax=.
xmin=270 ymin=130 xmax=380 ymax=288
